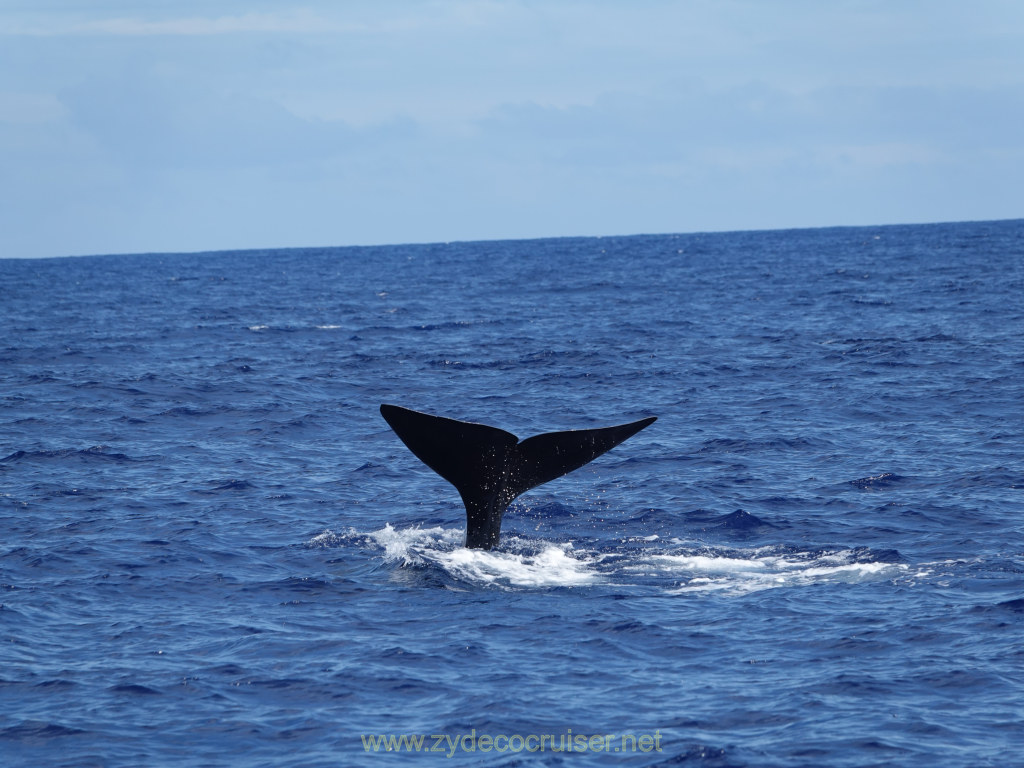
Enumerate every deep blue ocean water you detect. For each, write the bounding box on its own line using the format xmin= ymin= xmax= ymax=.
xmin=1 ymin=220 xmax=1023 ymax=767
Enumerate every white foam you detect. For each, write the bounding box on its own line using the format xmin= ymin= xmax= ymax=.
xmin=305 ymin=524 xmax=458 ymax=555
xmin=307 ymin=529 xmax=341 ymax=547
xmin=433 ymin=541 xmax=602 ymax=588
xmin=649 ymin=548 xmax=908 ymax=595
xmin=640 ymin=554 xmax=772 ymax=573
xmin=369 ymin=523 xmax=461 ymax=564
xmin=311 ymin=527 xmax=907 ymax=595
xmin=336 ymin=524 xmax=602 ymax=588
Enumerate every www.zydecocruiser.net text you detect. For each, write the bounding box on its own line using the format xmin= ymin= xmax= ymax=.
xmin=361 ymin=729 xmax=663 ymax=757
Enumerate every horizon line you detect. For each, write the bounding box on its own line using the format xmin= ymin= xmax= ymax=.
xmin=4 ymin=215 xmax=1021 ymax=262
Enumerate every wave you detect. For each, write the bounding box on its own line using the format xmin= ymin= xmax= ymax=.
xmin=0 ymin=446 xmax=141 ymax=464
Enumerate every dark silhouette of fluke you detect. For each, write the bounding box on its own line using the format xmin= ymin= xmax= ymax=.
xmin=380 ymin=404 xmax=656 ymax=549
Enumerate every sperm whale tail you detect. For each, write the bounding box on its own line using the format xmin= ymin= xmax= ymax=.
xmin=379 ymin=404 xmax=656 ymax=549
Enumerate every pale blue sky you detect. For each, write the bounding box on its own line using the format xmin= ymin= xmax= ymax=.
xmin=2 ymin=1 xmax=1022 ymax=258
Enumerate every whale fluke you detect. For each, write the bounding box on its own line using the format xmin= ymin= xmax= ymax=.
xmin=379 ymin=404 xmax=656 ymax=549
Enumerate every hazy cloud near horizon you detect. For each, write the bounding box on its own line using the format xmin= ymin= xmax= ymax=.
xmin=2 ymin=1 xmax=1022 ymax=258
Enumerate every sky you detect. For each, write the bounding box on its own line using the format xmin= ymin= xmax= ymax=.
xmin=1 ymin=1 xmax=1022 ymax=258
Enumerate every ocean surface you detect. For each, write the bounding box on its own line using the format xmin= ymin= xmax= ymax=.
xmin=2 ymin=219 xmax=1023 ymax=767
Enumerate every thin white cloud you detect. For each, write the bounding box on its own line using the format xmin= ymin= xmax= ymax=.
xmin=0 ymin=2 xmax=522 ymax=38
xmin=2 ymin=11 xmax=362 ymax=37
